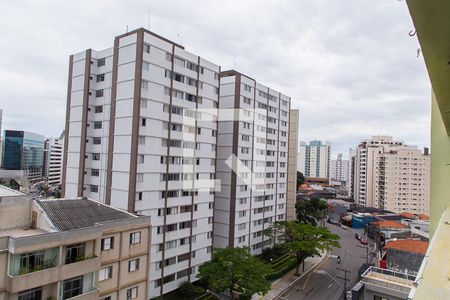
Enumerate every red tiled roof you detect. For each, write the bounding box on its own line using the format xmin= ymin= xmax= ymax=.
xmin=400 ymin=212 xmax=416 ymax=219
xmin=418 ymin=214 xmax=429 ymax=220
xmin=375 ymin=220 xmax=408 ymax=229
xmin=385 ymin=240 xmax=429 ymax=255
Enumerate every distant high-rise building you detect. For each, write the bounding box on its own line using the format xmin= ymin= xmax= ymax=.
xmin=330 ymin=153 xmax=349 ymax=183
xmin=43 ymin=131 xmax=64 ymax=185
xmin=354 ymin=136 xmax=430 ymax=214
xmin=297 ymin=140 xmax=331 ymax=178
xmin=62 ymin=28 xmax=219 ymax=297
xmin=214 ymin=70 xmax=294 ymax=254
xmin=2 ymin=130 xmax=45 ymax=184
xmin=347 ymin=148 xmax=356 ymax=198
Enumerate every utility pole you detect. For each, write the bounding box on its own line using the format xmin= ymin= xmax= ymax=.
xmin=357 ymin=245 xmax=369 ymax=264
xmin=336 ymin=268 xmax=350 ymax=300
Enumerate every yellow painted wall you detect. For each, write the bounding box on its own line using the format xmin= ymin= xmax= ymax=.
xmin=430 ymin=90 xmax=450 ymax=235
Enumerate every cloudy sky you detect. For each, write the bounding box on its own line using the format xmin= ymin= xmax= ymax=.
xmin=0 ymin=0 xmax=430 ymax=159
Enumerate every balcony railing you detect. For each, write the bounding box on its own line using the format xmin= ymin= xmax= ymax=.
xmin=360 ymin=266 xmax=415 ymax=293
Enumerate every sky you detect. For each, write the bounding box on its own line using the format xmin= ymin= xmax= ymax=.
xmin=0 ymin=0 xmax=431 ymax=159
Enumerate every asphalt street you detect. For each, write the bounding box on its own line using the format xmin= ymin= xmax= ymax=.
xmin=279 ymin=224 xmax=368 ymax=300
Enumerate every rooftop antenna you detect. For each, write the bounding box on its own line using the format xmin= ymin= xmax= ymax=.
xmin=148 ymin=9 xmax=151 ymax=30
xmin=177 ymin=34 xmax=183 ymax=45
xmin=126 ymin=25 xmax=128 ymax=33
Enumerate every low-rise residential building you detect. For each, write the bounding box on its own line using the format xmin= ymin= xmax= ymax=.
xmin=379 ymin=239 xmax=428 ymax=276
xmin=0 ymin=189 xmax=151 ymax=300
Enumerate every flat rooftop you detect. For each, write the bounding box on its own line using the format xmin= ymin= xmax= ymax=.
xmin=0 ymin=227 xmax=47 ymax=239
xmin=0 ymin=185 xmax=25 ymax=197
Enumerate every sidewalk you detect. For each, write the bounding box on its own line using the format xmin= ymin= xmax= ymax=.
xmin=252 ymin=251 xmax=328 ymax=300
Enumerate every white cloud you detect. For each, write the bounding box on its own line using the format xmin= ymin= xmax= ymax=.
xmin=0 ymin=0 xmax=431 ymax=158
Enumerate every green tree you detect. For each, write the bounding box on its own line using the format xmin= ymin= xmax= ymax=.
xmin=296 ymin=197 xmax=328 ymax=226
xmin=297 ymin=171 xmax=305 ymax=189
xmin=198 ymin=247 xmax=271 ymax=299
xmin=265 ymin=221 xmax=285 ymax=247
xmin=279 ymin=221 xmax=340 ymax=276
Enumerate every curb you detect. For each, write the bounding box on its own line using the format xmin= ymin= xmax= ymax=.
xmin=271 ymin=250 xmax=330 ymax=300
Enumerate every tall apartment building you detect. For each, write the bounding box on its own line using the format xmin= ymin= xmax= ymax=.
xmin=347 ymin=148 xmax=356 ymax=198
xmin=330 ymin=153 xmax=349 ymax=182
xmin=43 ymin=131 xmax=64 ymax=185
xmin=287 ymin=109 xmax=299 ymax=221
xmin=0 ymin=189 xmax=151 ymax=300
xmin=377 ymin=147 xmax=430 ymax=214
xmin=297 ymin=140 xmax=331 ymax=178
xmin=354 ymin=136 xmax=430 ymax=215
xmin=214 ymin=70 xmax=292 ymax=254
xmin=62 ymin=28 xmax=220 ymax=297
xmin=2 ymin=130 xmax=45 ymax=184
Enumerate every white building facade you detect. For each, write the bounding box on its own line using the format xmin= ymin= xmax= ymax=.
xmin=297 ymin=140 xmax=331 ymax=178
xmin=330 ymin=153 xmax=349 ymax=183
xmin=43 ymin=132 xmax=64 ymax=185
xmin=354 ymin=136 xmax=430 ymax=214
xmin=214 ymin=70 xmax=291 ymax=254
xmin=62 ymin=28 xmax=219 ymax=297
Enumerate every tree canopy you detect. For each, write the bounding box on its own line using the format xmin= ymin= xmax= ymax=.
xmin=296 ymin=197 xmax=328 ymax=226
xmin=279 ymin=221 xmax=340 ymax=275
xmin=198 ymin=247 xmax=271 ymax=299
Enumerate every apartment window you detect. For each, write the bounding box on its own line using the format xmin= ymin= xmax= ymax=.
xmin=174 ymin=57 xmax=185 ymax=67
xmin=136 ymin=173 xmax=143 ymax=182
xmin=65 ymin=243 xmax=85 ymax=264
xmin=128 ymin=259 xmax=140 ymax=272
xmin=141 ymin=80 xmax=148 ymax=91
xmin=93 ymin=121 xmax=102 ymax=129
xmin=243 ymin=84 xmax=252 ymax=92
xmin=97 ymin=58 xmax=105 ymax=67
xmin=63 ymin=276 xmax=83 ymax=299
xmin=92 ymin=153 xmax=100 ymax=160
xmin=93 ymin=137 xmax=101 ymax=144
xmin=130 ymin=232 xmax=141 ymax=245
xmin=141 ymin=98 xmax=147 ymax=108
xmin=137 ymin=192 xmax=143 ymax=201
xmin=141 ymin=118 xmax=147 ymax=127
xmin=238 ymin=236 xmax=246 ymax=243
xmin=238 ymin=210 xmax=246 ymax=217
xmin=99 ymin=266 xmax=113 ymax=281
xmin=90 ymin=185 xmax=98 ymax=193
xmin=144 ymin=44 xmax=151 ymax=53
xmin=186 ymin=61 xmax=198 ymax=71
xmin=91 ymin=169 xmax=99 ymax=176
xmin=139 ymin=136 xmax=145 ymax=145
xmin=101 ymin=237 xmax=114 ymax=251
xmin=95 ymin=89 xmax=104 ymax=98
xmin=94 ymin=106 xmax=103 ymax=113
xmin=165 ymin=52 xmax=173 ymax=62
xmin=138 ymin=154 xmax=144 ymax=163
xmin=142 ymin=61 xmax=150 ymax=71
xmin=96 ymin=74 xmax=105 ymax=82
xmin=18 ymin=288 xmax=42 ymax=300
xmin=126 ymin=287 xmax=138 ymax=300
